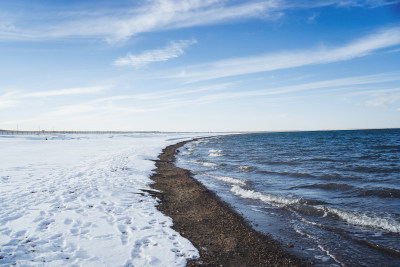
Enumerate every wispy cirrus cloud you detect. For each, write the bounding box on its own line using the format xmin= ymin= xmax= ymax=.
xmin=50 ymin=73 xmax=400 ymax=116
xmin=21 ymin=86 xmax=108 ymax=98
xmin=0 ymin=85 xmax=109 ymax=109
xmin=0 ymin=99 xmax=17 ymax=109
xmin=0 ymin=0 xmax=397 ymax=43
xmin=0 ymin=0 xmax=281 ymax=43
xmin=183 ymin=73 xmax=400 ymax=103
xmin=281 ymin=0 xmax=399 ymax=9
xmin=114 ymin=39 xmax=197 ymax=67
xmin=365 ymin=92 xmax=400 ymax=107
xmin=168 ymin=26 xmax=400 ymax=83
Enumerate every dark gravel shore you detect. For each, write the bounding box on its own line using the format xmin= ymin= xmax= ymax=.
xmin=150 ymin=139 xmax=305 ymax=266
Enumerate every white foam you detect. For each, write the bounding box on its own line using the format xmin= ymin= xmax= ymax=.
xmin=321 ymin=206 xmax=400 ymax=233
xmin=209 ymin=153 xmax=223 ymax=157
xmin=238 ymin=165 xmax=253 ymax=171
xmin=317 ymin=245 xmax=344 ymax=266
xmin=191 ymin=161 xmax=219 ymax=168
xmin=209 ymin=149 xmax=222 ymax=153
xmin=203 ymin=174 xmax=246 ymax=186
xmin=231 ymin=185 xmax=300 ymax=206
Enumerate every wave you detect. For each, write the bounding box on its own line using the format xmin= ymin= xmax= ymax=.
xmin=203 ymin=174 xmax=246 ymax=186
xmin=231 ymin=186 xmax=400 ymax=233
xmin=237 ymin=165 xmax=255 ymax=172
xmin=294 ymin=183 xmax=400 ymax=198
xmin=231 ymin=185 xmax=302 ymax=206
xmin=348 ymin=166 xmax=400 ymax=174
xmin=297 ymin=183 xmax=354 ymax=191
xmin=209 ymin=149 xmax=223 ymax=153
xmin=316 ymin=206 xmax=400 ymax=233
xmin=199 ymin=161 xmax=219 ymax=168
xmin=373 ymin=145 xmax=400 ymax=150
xmin=209 ymin=153 xmax=224 ymax=157
xmin=356 ymin=187 xmax=400 ymax=198
xmin=306 ymin=158 xmax=338 ymax=162
xmin=260 ymin=160 xmax=300 ymax=166
xmin=294 ymin=204 xmax=400 ymax=233
xmin=318 ymin=173 xmax=346 ymax=181
xmin=187 ymin=146 xmax=195 ymax=152
xmin=258 ymin=170 xmax=315 ymax=179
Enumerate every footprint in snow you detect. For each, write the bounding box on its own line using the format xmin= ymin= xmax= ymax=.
xmin=118 ymin=225 xmax=129 ymax=245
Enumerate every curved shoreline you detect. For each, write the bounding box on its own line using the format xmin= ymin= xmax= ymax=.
xmin=150 ymin=138 xmax=304 ymax=266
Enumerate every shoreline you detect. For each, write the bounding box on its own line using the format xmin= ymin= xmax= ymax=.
xmin=150 ymin=138 xmax=304 ymax=266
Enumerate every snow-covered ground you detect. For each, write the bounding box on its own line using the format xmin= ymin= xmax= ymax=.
xmin=0 ymin=133 xmax=209 ymax=266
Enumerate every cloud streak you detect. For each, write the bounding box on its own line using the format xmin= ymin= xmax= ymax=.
xmin=1 ymin=0 xmax=397 ymax=43
xmin=114 ymin=39 xmax=197 ymax=67
xmin=22 ymin=86 xmax=108 ymax=98
xmin=365 ymin=92 xmax=400 ymax=107
xmin=0 ymin=85 xmax=108 ymax=110
xmin=0 ymin=0 xmax=281 ymax=43
xmin=169 ymin=26 xmax=400 ymax=82
xmin=50 ymin=73 xmax=400 ymax=116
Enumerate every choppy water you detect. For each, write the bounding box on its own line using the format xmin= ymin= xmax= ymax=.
xmin=176 ymin=129 xmax=400 ymax=266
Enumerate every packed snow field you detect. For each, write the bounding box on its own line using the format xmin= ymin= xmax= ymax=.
xmin=0 ymin=133 xmax=209 ymax=266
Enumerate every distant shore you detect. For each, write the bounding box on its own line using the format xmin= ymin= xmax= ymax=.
xmin=150 ymin=138 xmax=304 ymax=266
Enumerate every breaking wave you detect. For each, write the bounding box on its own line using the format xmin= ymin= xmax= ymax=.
xmin=209 ymin=149 xmax=222 ymax=153
xmin=197 ymin=161 xmax=219 ymax=167
xmin=237 ymin=165 xmax=255 ymax=172
xmin=318 ymin=206 xmax=400 ymax=233
xmin=231 ymin=186 xmax=400 ymax=233
xmin=209 ymin=153 xmax=224 ymax=157
xmin=231 ymin=185 xmax=301 ymax=206
xmin=203 ymin=174 xmax=246 ymax=186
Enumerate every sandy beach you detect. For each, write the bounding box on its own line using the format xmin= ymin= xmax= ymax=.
xmin=150 ymin=139 xmax=304 ymax=266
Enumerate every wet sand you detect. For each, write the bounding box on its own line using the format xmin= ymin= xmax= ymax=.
xmin=150 ymin=139 xmax=305 ymax=266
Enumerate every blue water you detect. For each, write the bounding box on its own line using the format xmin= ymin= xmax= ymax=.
xmin=177 ymin=129 xmax=400 ymax=266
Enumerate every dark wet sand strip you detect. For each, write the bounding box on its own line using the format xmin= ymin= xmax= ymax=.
xmin=150 ymin=139 xmax=305 ymax=266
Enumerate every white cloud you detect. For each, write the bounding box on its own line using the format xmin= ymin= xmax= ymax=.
xmin=1 ymin=0 xmax=397 ymax=43
xmin=0 ymin=86 xmax=109 ymax=110
xmin=168 ymin=26 xmax=400 ymax=83
xmin=365 ymin=92 xmax=400 ymax=107
xmin=67 ymin=73 xmax=400 ymax=114
xmin=282 ymin=0 xmax=399 ymax=8
xmin=22 ymin=86 xmax=108 ymax=98
xmin=0 ymin=0 xmax=281 ymax=43
xmin=307 ymin=13 xmax=319 ymax=23
xmin=0 ymin=99 xmax=18 ymax=109
xmin=114 ymin=39 xmax=197 ymax=67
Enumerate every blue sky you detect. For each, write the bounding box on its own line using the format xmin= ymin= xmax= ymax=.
xmin=0 ymin=0 xmax=400 ymax=131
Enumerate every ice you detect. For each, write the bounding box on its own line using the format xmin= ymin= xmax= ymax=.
xmin=0 ymin=133 xmax=208 ymax=266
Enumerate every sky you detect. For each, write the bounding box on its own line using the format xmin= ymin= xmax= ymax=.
xmin=0 ymin=0 xmax=400 ymax=132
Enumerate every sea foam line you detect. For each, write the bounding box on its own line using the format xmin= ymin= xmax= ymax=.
xmin=232 ymin=186 xmax=400 ymax=233
xmin=319 ymin=206 xmax=400 ymax=233
xmin=203 ymin=174 xmax=246 ymax=186
xmin=231 ymin=185 xmax=300 ymax=206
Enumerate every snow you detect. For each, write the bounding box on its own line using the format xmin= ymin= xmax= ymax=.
xmin=0 ymin=133 xmax=209 ymax=266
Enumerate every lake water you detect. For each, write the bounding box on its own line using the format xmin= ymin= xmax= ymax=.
xmin=177 ymin=129 xmax=400 ymax=266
